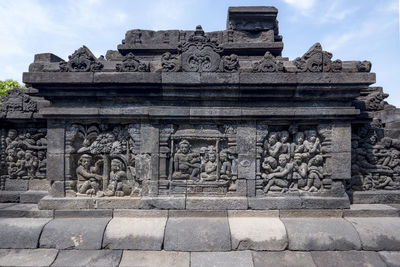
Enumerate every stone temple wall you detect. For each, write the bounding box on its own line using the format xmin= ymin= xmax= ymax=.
xmin=1 ymin=6 xmax=399 ymax=209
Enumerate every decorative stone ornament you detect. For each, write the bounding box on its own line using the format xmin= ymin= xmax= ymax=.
xmin=59 ymin=45 xmax=103 ymax=72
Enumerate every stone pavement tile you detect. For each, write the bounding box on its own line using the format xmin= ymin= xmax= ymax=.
xmin=164 ymin=211 xmax=231 ymax=252
xmin=228 ymin=211 xmax=287 ymax=251
xmin=346 ymin=217 xmax=400 ymax=250
xmin=252 ymin=251 xmax=316 ymax=267
xmin=39 ymin=218 xmax=110 ymax=249
xmin=0 ymin=218 xmax=51 ymax=248
xmin=51 ymin=249 xmax=122 ymax=267
xmin=191 ymin=251 xmax=254 ymax=267
xmin=343 ymin=204 xmax=399 ymax=217
xmin=102 ymin=210 xmax=168 ymax=250
xmin=379 ymin=251 xmax=400 ymax=267
xmin=282 ymin=218 xmax=361 ymax=251
xmin=0 ymin=249 xmax=58 ymax=267
xmin=119 ymin=250 xmax=190 ymax=267
xmin=311 ymin=251 xmax=387 ymax=267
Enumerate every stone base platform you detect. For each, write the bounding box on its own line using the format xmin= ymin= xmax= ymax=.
xmin=37 ymin=195 xmax=350 ymax=210
xmin=0 ymin=204 xmax=400 ymax=266
xmin=350 ymin=190 xmax=400 ymax=204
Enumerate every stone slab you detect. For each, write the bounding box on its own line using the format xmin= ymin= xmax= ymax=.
xmin=351 ymin=190 xmax=400 ymax=204
xmin=0 ymin=191 xmax=21 ymax=203
xmin=379 ymin=251 xmax=400 ymax=267
xmin=164 ymin=211 xmax=231 ymax=251
xmin=191 ymin=251 xmax=254 ymax=267
xmin=40 ymin=218 xmax=110 ymax=249
xmin=94 ymin=197 xmax=141 ymax=209
xmin=102 ymin=211 xmax=167 ymax=250
xmin=252 ymin=251 xmax=316 ymax=267
xmin=139 ymin=196 xmax=186 ymax=209
xmin=346 ymin=217 xmax=400 ymax=250
xmin=54 ymin=209 xmax=113 ymax=218
xmin=5 ymin=179 xmax=29 ymax=191
xmin=0 ymin=203 xmax=16 ymax=209
xmin=343 ymin=204 xmax=399 ymax=217
xmin=38 ymin=196 xmax=94 ymax=210
xmin=300 ymin=195 xmax=350 ymax=209
xmin=119 ymin=251 xmax=190 ymax=267
xmin=0 ymin=249 xmax=58 ymax=267
xmin=20 ymin=191 xmax=47 ymax=204
xmin=228 ymin=211 xmax=287 ymax=250
xmin=248 ymin=196 xmax=302 ymax=209
xmin=0 ymin=218 xmax=51 ymax=248
xmin=282 ymin=218 xmax=361 ymax=251
xmin=311 ymin=251 xmax=387 ymax=267
xmin=52 ymin=250 xmax=122 ymax=267
xmin=186 ymin=197 xmax=248 ymax=210
xmin=0 ymin=204 xmax=53 ymax=218
xmin=279 ymin=209 xmax=343 ymax=218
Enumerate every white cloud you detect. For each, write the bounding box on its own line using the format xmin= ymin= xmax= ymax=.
xmin=145 ymin=0 xmax=190 ymax=30
xmin=282 ymin=0 xmax=317 ymax=13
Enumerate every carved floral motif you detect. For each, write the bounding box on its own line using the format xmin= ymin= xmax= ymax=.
xmin=293 ymin=43 xmax=342 ymax=73
xmin=252 ymin=51 xmax=284 ymax=72
xmin=116 ymin=52 xmax=149 ymax=72
xmin=59 ymin=46 xmax=103 ymax=72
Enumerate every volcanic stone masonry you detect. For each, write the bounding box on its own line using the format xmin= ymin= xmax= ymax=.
xmin=1 ymin=6 xmax=399 ymax=210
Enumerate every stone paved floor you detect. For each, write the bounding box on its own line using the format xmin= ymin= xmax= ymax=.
xmin=0 ymin=204 xmax=399 ymax=266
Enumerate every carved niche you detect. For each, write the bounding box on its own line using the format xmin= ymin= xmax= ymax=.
xmin=161 ymin=25 xmax=240 ymax=73
xmin=350 ymin=121 xmax=400 ymax=191
xmin=162 ymin=124 xmax=239 ymax=196
xmin=0 ymin=128 xmax=47 ymax=187
xmin=256 ymin=124 xmax=333 ymax=195
xmin=65 ymin=123 xmax=144 ymax=197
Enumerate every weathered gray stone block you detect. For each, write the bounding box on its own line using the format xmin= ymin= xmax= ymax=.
xmin=282 ymin=218 xmax=361 ymax=250
xmin=346 ymin=217 xmax=400 ymax=250
xmin=0 ymin=191 xmax=21 ymax=203
xmin=279 ymin=209 xmax=343 ymax=218
xmin=20 ymin=191 xmax=47 ymax=204
xmin=0 ymin=204 xmax=53 ymax=218
xmin=191 ymin=251 xmax=254 ymax=267
xmin=95 ymin=197 xmax=141 ymax=209
xmin=311 ymin=251 xmax=387 ymax=267
xmin=54 ymin=209 xmax=112 ymax=218
xmin=0 ymin=218 xmax=51 ymax=248
xmin=379 ymin=251 xmax=400 ymax=267
xmin=40 ymin=218 xmax=110 ymax=249
xmin=252 ymin=251 xmax=316 ymax=267
xmin=164 ymin=211 xmax=231 ymax=251
xmin=46 ymin=153 xmax=65 ymax=181
xmin=119 ymin=251 xmax=190 ymax=267
xmin=38 ymin=196 xmax=94 ymax=210
xmin=248 ymin=196 xmax=302 ymax=209
xmin=300 ymin=195 xmax=350 ymax=209
xmin=186 ymin=197 xmax=248 ymax=210
xmin=351 ymin=190 xmax=400 ymax=204
xmin=0 ymin=249 xmax=58 ymax=267
xmin=102 ymin=210 xmax=167 ymax=250
xmin=139 ymin=196 xmax=186 ymax=209
xmin=5 ymin=179 xmax=29 ymax=191
xmin=228 ymin=210 xmax=287 ymax=250
xmin=343 ymin=204 xmax=399 ymax=217
xmin=52 ymin=250 xmax=122 ymax=267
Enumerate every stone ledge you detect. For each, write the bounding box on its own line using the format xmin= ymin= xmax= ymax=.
xmin=350 ymin=190 xmax=400 ymax=204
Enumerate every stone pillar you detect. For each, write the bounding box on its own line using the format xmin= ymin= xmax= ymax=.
xmin=140 ymin=123 xmax=160 ymax=196
xmin=236 ymin=123 xmax=256 ymax=197
xmin=46 ymin=120 xmax=65 ymax=197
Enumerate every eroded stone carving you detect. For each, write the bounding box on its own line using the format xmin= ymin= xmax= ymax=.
xmin=59 ymin=46 xmax=103 ymax=72
xmin=68 ymin=123 xmax=143 ymax=197
xmin=0 ymin=128 xmax=47 ymax=182
xmin=252 ymin=51 xmax=283 ymax=72
xmin=292 ymin=43 xmax=342 ymax=73
xmin=258 ymin=126 xmax=331 ymax=195
xmin=0 ymin=88 xmax=37 ymax=118
xmin=161 ymin=25 xmax=240 ymax=73
xmin=116 ymin=52 xmax=149 ymax=72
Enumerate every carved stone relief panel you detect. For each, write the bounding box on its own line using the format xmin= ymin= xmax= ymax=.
xmin=350 ymin=121 xmax=400 ymax=191
xmin=163 ymin=124 xmax=239 ymax=196
xmin=65 ymin=123 xmax=145 ymax=197
xmin=0 ymin=127 xmax=47 ymax=190
xmin=256 ymin=123 xmax=333 ymax=196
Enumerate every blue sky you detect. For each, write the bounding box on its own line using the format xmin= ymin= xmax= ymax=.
xmin=1 ymin=0 xmax=399 ymax=105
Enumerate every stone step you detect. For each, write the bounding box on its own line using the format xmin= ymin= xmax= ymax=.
xmin=20 ymin=191 xmax=47 ymax=204
xmin=0 ymin=204 xmax=53 ymax=218
xmin=0 ymin=191 xmax=22 ymax=203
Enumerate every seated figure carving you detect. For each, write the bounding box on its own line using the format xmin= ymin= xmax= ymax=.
xmin=200 ymin=150 xmax=218 ymax=182
xmin=263 ymin=154 xmax=293 ymax=193
xmin=172 ymin=140 xmax=201 ymax=180
xmin=105 ymin=158 xmax=132 ymax=197
xmin=76 ymin=154 xmax=103 ymax=195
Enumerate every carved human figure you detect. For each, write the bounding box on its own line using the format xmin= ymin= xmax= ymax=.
xmin=25 ymin=151 xmax=38 ymax=178
xmin=280 ymin=131 xmax=290 ymax=154
xmin=105 ymin=158 xmax=131 ymax=197
xmin=290 ymin=132 xmax=306 ymax=159
xmin=292 ymin=154 xmax=308 ymax=190
xmin=304 ymin=130 xmax=321 ymax=159
xmin=304 ymin=155 xmax=324 ymax=192
xmin=76 ymin=154 xmax=103 ymax=195
xmin=35 ymin=150 xmax=47 ymax=177
xmin=219 ymin=150 xmax=232 ymax=180
xmin=172 ymin=140 xmax=201 ymax=180
xmin=200 ymin=151 xmax=218 ymax=181
xmin=5 ymin=129 xmax=17 ymax=146
xmin=263 ymin=154 xmax=293 ymax=193
xmin=15 ymin=150 xmax=28 ymax=178
xmin=264 ymin=132 xmax=282 ymax=158
xmin=6 ymin=150 xmax=17 ymax=178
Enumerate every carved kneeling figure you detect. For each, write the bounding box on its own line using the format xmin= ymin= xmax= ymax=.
xmin=76 ymin=154 xmax=103 ymax=196
xmin=105 ymin=159 xmax=131 ymax=197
